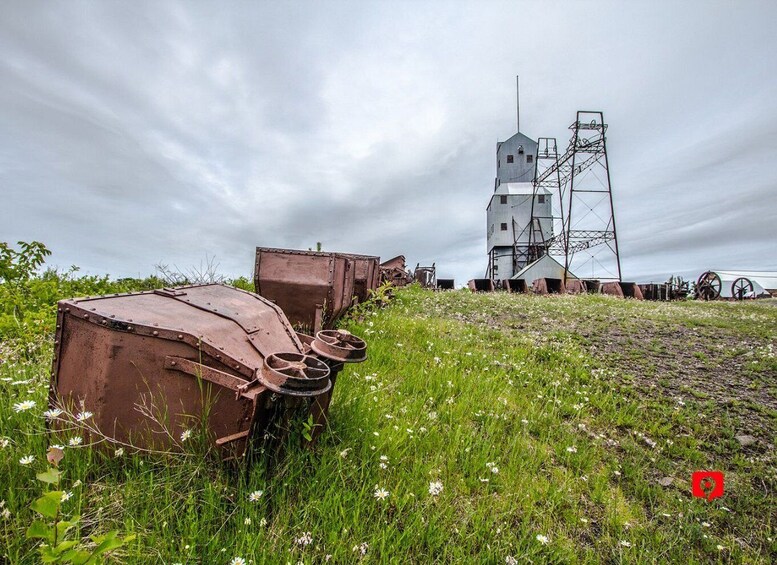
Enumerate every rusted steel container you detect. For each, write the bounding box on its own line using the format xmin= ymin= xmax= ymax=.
xmin=436 ymin=279 xmax=455 ymax=290
xmin=600 ymin=281 xmax=643 ymax=299
xmin=566 ymin=279 xmax=586 ymax=294
xmin=468 ymin=279 xmax=494 ymax=292
xmin=49 ymin=284 xmax=366 ymax=457
xmin=583 ymin=279 xmax=601 ymax=294
xmin=339 ymin=253 xmax=380 ymax=304
xmin=503 ymin=279 xmax=527 ymax=293
xmin=254 ymin=247 xmax=355 ymax=332
xmin=600 ymin=281 xmax=624 ymax=297
xmin=380 ymin=255 xmax=412 ymax=287
xmin=620 ymin=282 xmax=644 ymax=299
xmin=533 ymin=278 xmax=565 ymax=295
xmin=413 ymin=264 xmax=436 ymax=289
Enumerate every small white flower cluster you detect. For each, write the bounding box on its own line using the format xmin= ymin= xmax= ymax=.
xmin=295 ymin=531 xmax=313 ymax=547
xmin=180 ymin=429 xmax=193 ymax=442
xmin=485 ymin=462 xmax=499 ymax=474
xmin=428 ymin=481 xmax=443 ymax=497
xmin=566 ymin=445 xmax=578 ymax=453
xmin=379 ymin=455 xmax=389 ymax=469
xmin=352 ymin=542 xmax=369 ymax=555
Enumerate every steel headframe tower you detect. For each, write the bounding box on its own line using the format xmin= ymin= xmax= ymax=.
xmin=526 ymin=111 xmax=622 ymax=282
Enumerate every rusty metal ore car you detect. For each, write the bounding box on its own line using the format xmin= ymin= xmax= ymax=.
xmin=254 ymin=247 xmax=357 ymax=332
xmin=49 ymin=284 xmax=366 ymax=457
xmin=380 ymin=255 xmax=413 ymax=287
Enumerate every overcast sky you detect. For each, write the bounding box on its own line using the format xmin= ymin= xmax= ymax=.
xmin=1 ymin=0 xmax=775 ymax=284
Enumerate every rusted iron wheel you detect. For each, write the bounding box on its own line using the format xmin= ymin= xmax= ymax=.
xmin=696 ymin=271 xmax=721 ymax=300
xmin=311 ymin=329 xmax=367 ymax=363
xmin=731 ymin=277 xmax=754 ymax=300
xmin=259 ymin=352 xmax=331 ymax=397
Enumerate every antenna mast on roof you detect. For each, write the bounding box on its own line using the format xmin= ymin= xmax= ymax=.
xmin=516 ymin=75 xmax=520 ymax=132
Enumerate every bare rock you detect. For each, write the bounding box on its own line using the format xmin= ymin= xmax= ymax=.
xmin=735 ymin=435 xmax=757 ymax=447
xmin=658 ymin=476 xmax=674 ymax=487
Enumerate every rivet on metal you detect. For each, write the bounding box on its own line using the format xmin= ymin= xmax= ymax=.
xmin=178 ymin=334 xmax=184 ymax=340
xmin=153 ymin=331 xmax=159 ymax=336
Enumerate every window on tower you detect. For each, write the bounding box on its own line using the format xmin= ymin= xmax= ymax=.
xmin=527 ymin=154 xmax=534 ymax=163
xmin=500 ymin=195 xmax=507 ymax=204
xmin=538 ymin=195 xmax=545 ymax=204
xmin=500 ymin=223 xmax=508 ymax=231
xmin=506 ymin=155 xmax=514 ymax=163
xmin=518 ymin=145 xmax=524 ymax=154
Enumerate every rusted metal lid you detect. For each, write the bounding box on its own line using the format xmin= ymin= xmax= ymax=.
xmin=311 ymin=329 xmax=367 ymax=363
xmin=259 ymin=352 xmax=331 ymax=396
xmin=58 ymin=284 xmax=303 ymax=377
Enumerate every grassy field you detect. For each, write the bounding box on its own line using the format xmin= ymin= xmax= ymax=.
xmin=1 ymin=286 xmax=775 ymax=563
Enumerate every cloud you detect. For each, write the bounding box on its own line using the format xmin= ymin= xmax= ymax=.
xmin=0 ymin=0 xmax=775 ymax=287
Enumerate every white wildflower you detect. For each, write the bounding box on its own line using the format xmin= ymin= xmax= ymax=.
xmin=566 ymin=446 xmax=578 ymax=453
xmin=19 ymin=455 xmax=34 ymax=465
xmin=244 ymin=517 xmax=251 ymax=525
xmin=0 ymin=438 xmax=9 ymax=449
xmin=44 ymin=408 xmax=63 ymax=420
xmin=68 ymin=437 xmax=83 ymax=446
xmin=1 ymin=508 xmax=10 ymax=520
xmin=295 ymin=531 xmax=313 ymax=547
xmin=248 ymin=490 xmax=264 ymax=502
xmin=619 ymin=540 xmax=632 ymax=547
xmin=339 ymin=448 xmax=351 ymax=458
xmin=506 ymin=556 xmax=518 ymax=565
xmin=75 ymin=411 xmax=93 ymax=422
xmin=13 ymin=400 xmax=36 ymax=412
xmin=229 ymin=558 xmax=246 ymax=565
xmin=114 ymin=447 xmax=124 ymax=457
xmin=61 ymin=491 xmax=72 ymax=502
xmin=353 ymin=542 xmax=369 ymax=555
xmin=180 ymin=429 xmax=193 ymax=442
xmin=428 ymin=481 xmax=443 ymax=496
xmin=259 ymin=518 xmax=268 ymax=527
xmin=536 ymin=534 xmax=549 ymax=545
xmin=374 ymin=488 xmax=389 ymax=500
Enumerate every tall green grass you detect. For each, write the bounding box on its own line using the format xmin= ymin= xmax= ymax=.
xmin=1 ymin=286 xmax=775 ymax=563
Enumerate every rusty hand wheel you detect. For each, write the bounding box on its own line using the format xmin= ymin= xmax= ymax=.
xmin=731 ymin=277 xmax=754 ymax=300
xmin=259 ymin=352 xmax=331 ymax=396
xmin=696 ymin=271 xmax=721 ymax=301
xmin=311 ymin=329 xmax=367 ymax=363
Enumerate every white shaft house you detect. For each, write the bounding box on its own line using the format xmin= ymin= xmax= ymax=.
xmin=486 ymin=131 xmax=552 ymax=279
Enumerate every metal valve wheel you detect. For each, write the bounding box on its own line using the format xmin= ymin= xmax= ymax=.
xmin=696 ymin=271 xmax=721 ymax=301
xmin=259 ymin=352 xmax=331 ymax=397
xmin=311 ymin=329 xmax=368 ymax=363
xmin=731 ymin=277 xmax=754 ymax=300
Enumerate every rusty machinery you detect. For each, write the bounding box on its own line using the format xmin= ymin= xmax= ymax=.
xmin=254 ymin=247 xmax=379 ymax=333
xmin=413 ymin=263 xmax=436 ymax=289
xmin=380 ymin=255 xmax=413 ymax=287
xmin=49 ymin=284 xmax=367 ymax=458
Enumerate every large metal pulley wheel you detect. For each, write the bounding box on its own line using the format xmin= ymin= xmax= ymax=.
xmin=259 ymin=352 xmax=331 ymax=397
xmin=696 ymin=271 xmax=721 ymax=301
xmin=311 ymin=329 xmax=367 ymax=363
xmin=731 ymin=277 xmax=754 ymax=300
